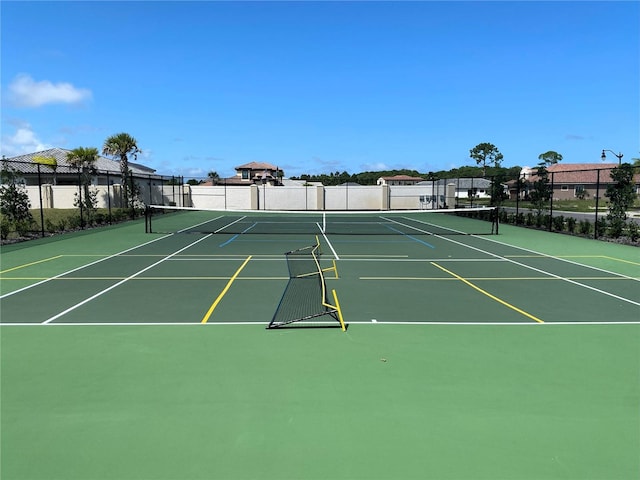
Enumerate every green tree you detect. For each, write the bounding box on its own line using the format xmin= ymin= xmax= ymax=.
xmin=208 ymin=171 xmax=220 ymax=185
xmin=0 ymin=160 xmax=34 ymax=239
xmin=489 ymin=173 xmax=508 ymax=206
xmin=67 ymin=147 xmax=99 ymax=224
xmin=102 ymin=133 xmax=141 ymax=208
xmin=605 ymin=163 xmax=636 ymax=237
xmin=469 ymin=143 xmax=503 ymax=177
xmin=538 ymin=151 xmax=563 ymax=165
xmin=529 ymin=163 xmax=552 ymax=218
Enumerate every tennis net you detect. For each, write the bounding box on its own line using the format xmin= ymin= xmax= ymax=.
xmin=145 ymin=205 xmax=498 ymax=236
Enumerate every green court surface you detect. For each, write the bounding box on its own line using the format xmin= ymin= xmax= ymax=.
xmin=1 ymin=216 xmax=639 ymax=480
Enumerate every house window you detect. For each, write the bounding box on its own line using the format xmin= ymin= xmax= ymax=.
xmin=241 ymin=170 xmax=249 ymax=180
xmin=574 ymin=185 xmax=586 ymax=199
xmin=560 ymin=185 xmax=569 ymax=191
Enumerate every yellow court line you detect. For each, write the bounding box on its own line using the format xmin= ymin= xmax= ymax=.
xmin=0 ymin=255 xmax=63 ymax=274
xmin=359 ymin=276 xmax=633 ymax=281
xmin=201 ymin=256 xmax=252 ymax=324
xmin=600 ymin=255 xmax=640 ymax=266
xmin=431 ymin=262 xmax=544 ymax=324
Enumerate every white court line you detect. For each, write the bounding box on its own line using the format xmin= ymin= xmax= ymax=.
xmin=0 ymin=234 xmax=173 ymax=299
xmin=426 ymin=231 xmax=640 ymax=307
xmin=479 ymin=235 xmax=640 ymax=282
xmin=319 ymin=224 xmax=340 ymax=260
xmin=338 ymin=258 xmax=505 ymax=262
xmin=41 ymin=234 xmax=213 ymax=325
xmin=174 ymin=214 xmax=226 ymax=233
xmin=1 ymin=320 xmax=638 ymax=327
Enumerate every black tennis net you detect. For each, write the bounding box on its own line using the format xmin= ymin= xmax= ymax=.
xmin=145 ymin=206 xmax=498 ymax=236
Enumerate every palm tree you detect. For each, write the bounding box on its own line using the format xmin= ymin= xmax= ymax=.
xmin=102 ymin=133 xmax=140 ymax=207
xmin=208 ymin=171 xmax=220 ymax=185
xmin=67 ymin=147 xmax=98 ymax=176
xmin=67 ymin=147 xmax=99 ymax=220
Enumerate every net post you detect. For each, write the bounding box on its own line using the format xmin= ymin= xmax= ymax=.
xmin=331 ymin=289 xmax=347 ymax=332
xmin=145 ymin=206 xmax=151 ymax=233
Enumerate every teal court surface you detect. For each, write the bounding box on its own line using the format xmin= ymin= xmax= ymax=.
xmin=1 ymin=210 xmax=639 ymax=480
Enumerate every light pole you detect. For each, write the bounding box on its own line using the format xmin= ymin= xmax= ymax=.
xmin=601 ymin=149 xmax=623 ymax=165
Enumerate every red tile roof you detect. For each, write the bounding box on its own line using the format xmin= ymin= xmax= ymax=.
xmin=235 ymin=161 xmax=278 ymax=170
xmin=529 ymin=163 xmax=639 ymax=184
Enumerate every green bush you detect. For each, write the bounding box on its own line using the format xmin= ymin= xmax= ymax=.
xmin=607 ymin=218 xmax=625 ymax=238
xmin=595 ymin=218 xmax=608 ymax=238
xmin=525 ymin=212 xmax=535 ymax=226
xmin=566 ymin=217 xmax=576 ymax=234
xmin=552 ymin=215 xmax=565 ymax=232
xmin=627 ymin=221 xmax=639 ymax=242
xmin=0 ymin=217 xmax=10 ymax=240
xmin=579 ymin=219 xmax=592 ymax=236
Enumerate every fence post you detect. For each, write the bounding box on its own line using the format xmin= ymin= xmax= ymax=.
xmin=77 ymin=166 xmax=85 ymax=229
xmin=515 ymin=173 xmax=522 ymax=222
xmin=129 ymin=171 xmax=135 ymax=218
xmin=594 ymin=169 xmax=601 ymax=239
xmin=549 ymin=171 xmax=554 ymax=231
xmin=36 ymin=163 xmax=45 ymax=237
xmin=106 ymin=171 xmax=112 ymax=224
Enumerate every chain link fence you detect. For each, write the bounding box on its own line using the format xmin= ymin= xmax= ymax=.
xmin=1 ymin=159 xmax=186 ymax=241
xmin=2 ymin=159 xmax=638 ymax=243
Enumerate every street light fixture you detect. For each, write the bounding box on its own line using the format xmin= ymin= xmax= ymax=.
xmin=601 ymin=149 xmax=623 ymax=165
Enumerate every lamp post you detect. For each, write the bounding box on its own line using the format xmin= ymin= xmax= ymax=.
xmin=601 ymin=149 xmax=623 ymax=165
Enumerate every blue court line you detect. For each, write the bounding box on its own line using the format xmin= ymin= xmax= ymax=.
xmin=385 ymin=225 xmax=435 ymax=248
xmin=219 ymin=223 xmax=257 ymax=247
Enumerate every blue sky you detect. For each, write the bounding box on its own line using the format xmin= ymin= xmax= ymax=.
xmin=1 ymin=1 xmax=638 ymax=179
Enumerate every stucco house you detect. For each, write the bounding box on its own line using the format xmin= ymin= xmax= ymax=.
xmin=377 ymin=175 xmax=424 ymax=186
xmin=514 ymin=163 xmax=640 ymax=200
xmin=417 ymin=177 xmax=495 ymax=199
xmin=2 ymin=147 xmax=158 ymax=185
xmin=211 ymin=162 xmax=283 ymax=186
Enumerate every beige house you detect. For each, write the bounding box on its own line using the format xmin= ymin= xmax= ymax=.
xmin=515 ymin=163 xmax=640 ymax=200
xmin=377 ymin=175 xmax=424 ymax=186
xmin=209 ymin=162 xmax=283 ymax=186
xmin=2 ymin=147 xmax=158 ymax=185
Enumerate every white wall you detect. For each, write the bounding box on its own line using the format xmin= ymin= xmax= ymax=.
xmin=323 ymin=185 xmax=385 ymax=210
xmin=22 ymin=183 xmax=464 ymax=211
xmin=191 ymin=186 xmax=252 ymax=210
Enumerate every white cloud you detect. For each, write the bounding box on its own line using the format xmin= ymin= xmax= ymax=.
xmin=0 ymin=121 xmax=52 ymax=157
xmin=8 ymin=74 xmax=92 ymax=108
xmin=360 ymin=161 xmax=389 ymax=171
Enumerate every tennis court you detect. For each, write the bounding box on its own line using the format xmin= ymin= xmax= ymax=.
xmin=1 ymin=210 xmax=639 ymax=480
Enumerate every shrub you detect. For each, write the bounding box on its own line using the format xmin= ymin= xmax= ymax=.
xmin=552 ymin=215 xmax=565 ymax=232
xmin=579 ymin=219 xmax=592 ymax=236
xmin=607 ymin=218 xmax=625 ymax=238
xmin=0 ymin=217 xmax=10 ymax=240
xmin=627 ymin=221 xmax=640 ymax=242
xmin=525 ymin=212 xmax=534 ymax=226
xmin=566 ymin=217 xmax=577 ymax=234
xmin=45 ymin=219 xmax=57 ymax=233
xmin=595 ymin=218 xmax=608 ymax=238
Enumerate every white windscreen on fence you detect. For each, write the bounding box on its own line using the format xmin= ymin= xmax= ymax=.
xmin=23 ymin=182 xmax=474 ymax=211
